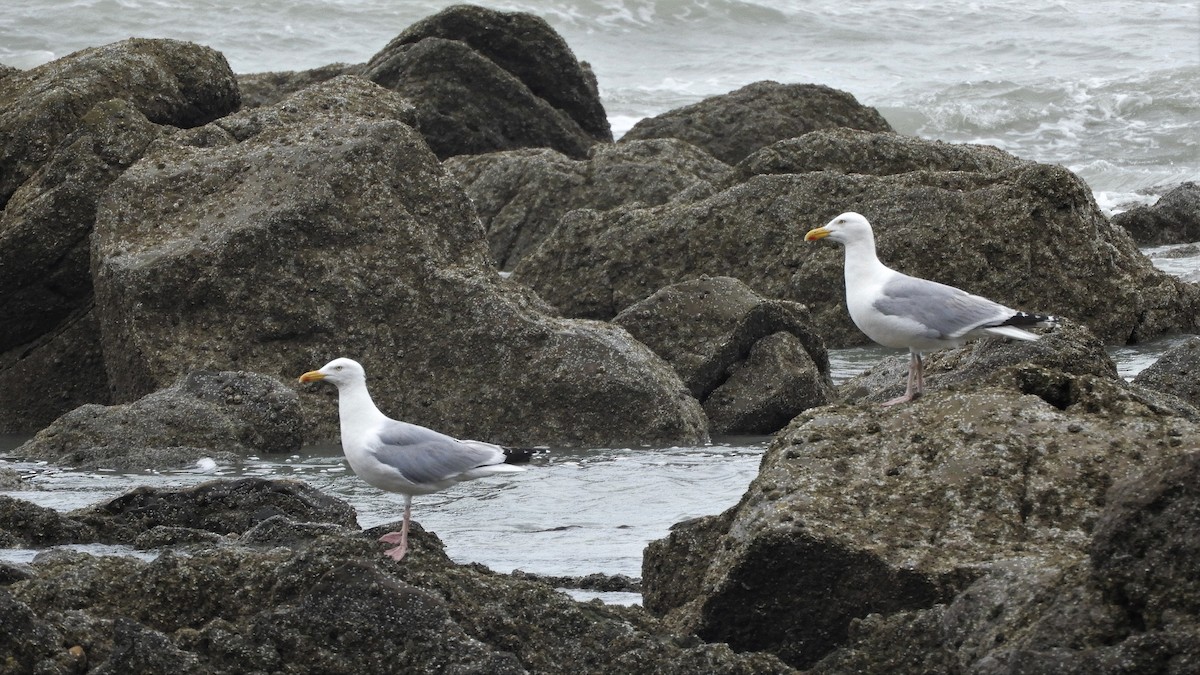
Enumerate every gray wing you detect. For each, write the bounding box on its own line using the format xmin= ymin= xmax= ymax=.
xmin=368 ymin=420 xmax=502 ymax=486
xmin=873 ymin=274 xmax=1012 ymax=339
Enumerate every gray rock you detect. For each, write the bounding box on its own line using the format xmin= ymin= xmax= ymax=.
xmin=809 ymin=450 xmax=1200 ymax=674
xmin=17 ymin=370 xmax=302 ymax=470
xmin=371 ymin=3 xmax=611 ymax=144
xmin=1132 ymin=336 xmax=1200 ymax=408
xmin=0 ymin=38 xmax=239 ymax=208
xmin=512 ymin=160 xmax=1200 ymax=346
xmin=91 ymin=75 xmax=707 ymax=447
xmin=621 ymin=81 xmax=893 ymax=165
xmin=0 ymin=308 xmax=112 ymax=434
xmin=1112 ymin=182 xmax=1200 ymax=245
xmin=444 ymin=139 xmax=730 ymax=269
xmin=612 ymin=276 xmax=834 ymax=433
xmin=236 ymin=62 xmax=360 ymax=109
xmin=642 ymin=361 xmax=1199 ymax=669
xmin=838 ymin=320 xmax=1119 ymax=405
xmin=733 ymin=126 xmax=1026 ymax=180
xmin=7 ymin=495 xmax=794 ymax=674
xmin=703 ymin=331 xmax=834 ymax=434
xmin=0 ymin=495 xmax=96 ymax=547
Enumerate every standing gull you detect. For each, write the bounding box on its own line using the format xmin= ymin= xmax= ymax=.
xmin=805 ymin=212 xmax=1058 ymax=405
xmin=299 ymin=358 xmax=525 ymax=560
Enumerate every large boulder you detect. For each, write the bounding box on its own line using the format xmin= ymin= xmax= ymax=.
xmin=16 ymin=371 xmax=303 ymax=470
xmin=444 ymin=140 xmax=731 ymax=269
xmin=621 ymin=81 xmax=893 ymax=165
xmin=1111 ymin=182 xmax=1200 ymax=246
xmin=642 ymin=361 xmax=1199 ymax=669
xmin=0 ymin=39 xmax=240 ymax=432
xmin=373 ymin=3 xmax=611 ymax=144
xmin=809 ymin=450 xmax=1200 ymax=674
xmin=1 ymin=480 xmax=793 ymax=674
xmin=512 ymin=138 xmax=1200 ymax=346
xmin=90 ymin=75 xmax=707 ymax=446
xmin=362 ymin=5 xmax=608 ymax=159
xmin=1132 ymin=336 xmax=1200 ymax=408
xmin=0 ymin=38 xmax=239 ymax=208
xmin=612 ymin=276 xmax=834 ymax=434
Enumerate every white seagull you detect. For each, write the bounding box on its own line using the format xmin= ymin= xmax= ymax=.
xmin=805 ymin=212 xmax=1058 ymax=405
xmin=299 ymin=358 xmax=526 ymax=560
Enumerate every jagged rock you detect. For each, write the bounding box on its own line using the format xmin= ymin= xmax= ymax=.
xmin=621 ymin=81 xmax=893 ymax=164
xmin=16 ymin=371 xmax=303 ymax=470
xmin=90 ymin=75 xmax=705 ymax=447
xmin=362 ymin=5 xmax=607 ymax=159
xmin=0 ymin=496 xmax=96 ymax=547
xmin=3 ymin=481 xmax=794 ymax=674
xmin=612 ymin=276 xmax=834 ymax=434
xmin=512 ymin=155 xmax=1200 ymax=346
xmin=1132 ymin=336 xmax=1200 ymax=408
xmin=444 ymin=140 xmax=730 ymax=269
xmin=1112 ymin=182 xmax=1200 ymax=245
xmin=642 ymin=363 xmax=1199 ymax=669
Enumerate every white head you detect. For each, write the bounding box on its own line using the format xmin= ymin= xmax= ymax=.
xmin=298 ymin=357 xmax=367 ymax=388
xmin=804 ymin=212 xmax=875 ymax=245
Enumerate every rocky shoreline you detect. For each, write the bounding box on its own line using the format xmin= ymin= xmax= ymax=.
xmin=2 ymin=3 xmax=1199 ymax=673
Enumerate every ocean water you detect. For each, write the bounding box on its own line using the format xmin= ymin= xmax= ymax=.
xmin=2 ymin=0 xmax=1197 ymax=206
xmin=2 ymin=1 xmax=1199 ymax=594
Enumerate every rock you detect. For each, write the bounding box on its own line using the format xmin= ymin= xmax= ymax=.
xmin=73 ymin=478 xmax=358 ymax=545
xmin=1132 ymin=337 xmax=1200 ymax=408
xmin=621 ymin=81 xmax=893 ymax=165
xmin=372 ymin=4 xmax=611 ymax=144
xmin=809 ymin=450 xmax=1200 ymax=673
xmin=703 ymin=332 xmax=834 ymax=434
xmin=1111 ymin=182 xmax=1200 ymax=245
xmin=0 ymin=589 xmax=71 ymax=675
xmin=0 ymin=99 xmax=162 ymax=357
xmin=91 ymin=75 xmax=707 ymax=447
xmin=732 ymin=127 xmax=1025 ymax=181
xmin=0 ymin=38 xmax=239 ymax=209
xmin=363 ymin=5 xmax=607 ymax=159
xmin=512 ymin=157 xmax=1200 ymax=346
xmin=838 ymin=320 xmax=1118 ymax=405
xmin=612 ymin=276 xmax=834 ymax=434
xmin=0 ymin=308 xmax=112 ymax=434
xmin=0 ymin=495 xmax=96 ymax=547
xmin=444 ymin=139 xmax=731 ymax=269
xmin=6 ymin=489 xmax=794 ymax=674
xmin=642 ymin=367 xmax=1199 ymax=669
xmin=236 ymin=63 xmax=360 ymax=108
xmin=16 ymin=370 xmax=303 ymax=470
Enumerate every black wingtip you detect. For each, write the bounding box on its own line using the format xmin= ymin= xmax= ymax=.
xmin=502 ymin=447 xmax=545 ymax=464
xmin=1000 ymin=311 xmax=1059 ymax=329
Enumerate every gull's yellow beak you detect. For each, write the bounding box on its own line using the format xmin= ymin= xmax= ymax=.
xmin=298 ymin=370 xmax=325 ymax=383
xmin=805 ymin=226 xmax=831 ymax=241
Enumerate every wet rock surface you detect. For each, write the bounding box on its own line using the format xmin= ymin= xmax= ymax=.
xmin=1112 ymin=181 xmax=1200 ymax=245
xmin=0 ymin=479 xmax=792 ymax=675
xmin=1132 ymin=336 xmax=1200 ymax=408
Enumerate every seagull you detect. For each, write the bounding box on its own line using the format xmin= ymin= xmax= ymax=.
xmin=805 ymin=212 xmax=1058 ymax=405
xmin=298 ymin=358 xmax=526 ymax=560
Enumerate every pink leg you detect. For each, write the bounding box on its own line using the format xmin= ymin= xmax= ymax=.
xmin=882 ymin=351 xmax=923 ymax=406
xmin=379 ymin=496 xmax=412 ymax=561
